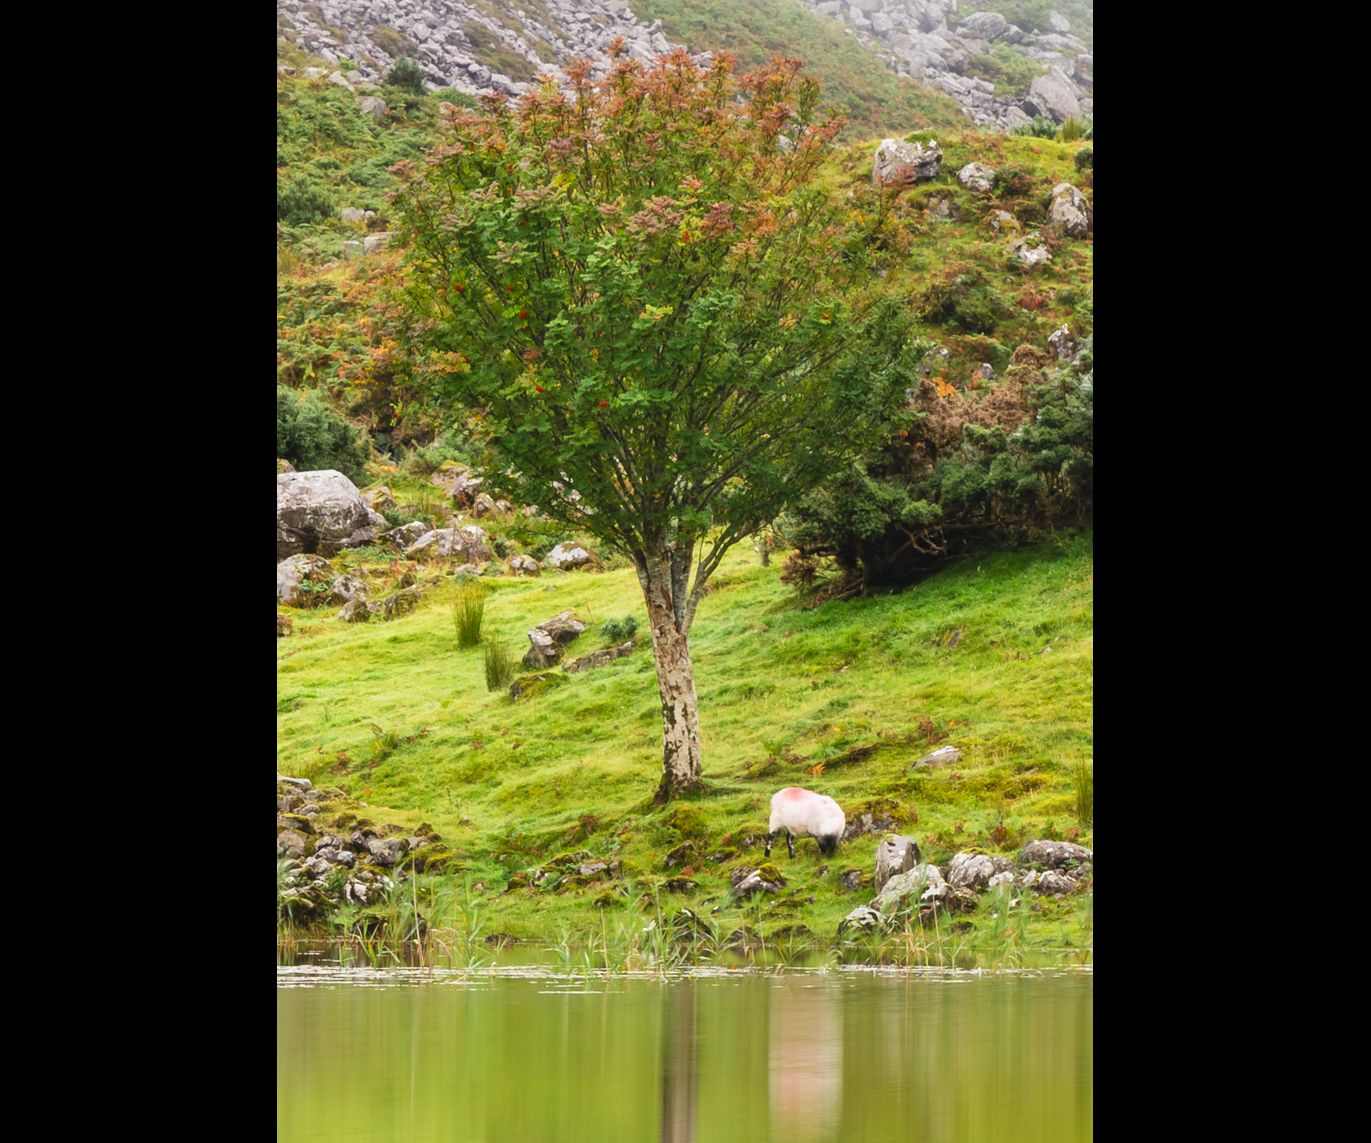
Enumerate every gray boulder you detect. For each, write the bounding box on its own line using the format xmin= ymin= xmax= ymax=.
xmin=959 ymin=12 xmax=1007 ymax=39
xmin=381 ymin=522 xmax=429 ymax=550
xmin=1048 ymin=182 xmax=1091 ymax=237
xmin=277 ymin=470 xmax=382 ymax=558
xmin=1019 ymin=839 xmax=1094 ymax=869
xmin=913 ymin=745 xmax=962 ymax=769
xmin=406 ymin=526 xmax=492 ymax=562
xmin=524 ymin=610 xmax=587 ymax=668
xmin=383 ymin=588 xmax=422 ymax=620
xmin=506 ymin=554 xmax=540 ymax=576
xmin=1008 ymin=235 xmax=1052 ymax=266
xmin=358 ymin=96 xmax=387 ymax=123
xmin=988 ymin=210 xmax=1021 ymax=236
xmin=947 ymin=851 xmax=1013 ymax=890
xmin=1048 ymin=324 xmax=1082 ymax=360
xmin=730 ymin=866 xmax=785 ymax=897
xmin=957 ymin=162 xmax=997 ymax=192
xmin=363 ymin=233 xmax=393 ymax=255
xmin=838 ymin=905 xmax=884 ymax=935
xmin=339 ymin=599 xmax=381 ymax=622
xmin=330 ymin=574 xmax=369 ymax=605
xmin=873 ymin=863 xmax=945 ymax=912
xmin=873 ymin=138 xmax=942 ymax=188
xmin=277 ymin=554 xmax=335 ymax=607
xmin=875 ymin=835 xmax=922 ymax=891
xmin=1026 ymin=68 xmax=1081 ymax=122
xmin=565 ymin=641 xmax=635 ymax=674
xmin=430 ymin=463 xmax=484 ymax=506
xmin=546 ymin=542 xmax=593 ymax=570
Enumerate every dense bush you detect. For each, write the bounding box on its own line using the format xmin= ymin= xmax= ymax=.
xmin=1011 ymin=115 xmax=1060 ymax=140
xmin=779 ymin=341 xmax=1093 ymax=595
xmin=600 ymin=617 xmax=639 ymax=644
xmin=277 ymin=386 xmax=372 ymax=482
xmin=277 ymin=179 xmax=334 ymax=225
xmin=385 ymin=57 xmax=426 ymax=95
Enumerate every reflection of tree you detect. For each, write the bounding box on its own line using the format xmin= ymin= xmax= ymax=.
xmin=660 ymin=984 xmax=698 ymax=1143
xmin=770 ymin=980 xmax=843 ymax=1143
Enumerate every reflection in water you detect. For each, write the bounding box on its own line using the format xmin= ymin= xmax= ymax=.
xmin=768 ymin=979 xmax=841 ymax=1143
xmin=660 ymin=982 xmax=698 ymax=1143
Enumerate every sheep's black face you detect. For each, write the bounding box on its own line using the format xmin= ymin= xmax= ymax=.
xmin=819 ymin=835 xmax=839 ymax=857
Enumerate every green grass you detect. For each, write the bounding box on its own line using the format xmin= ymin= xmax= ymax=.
xmin=278 ymin=534 xmax=1093 ymax=960
xmin=633 ymin=0 xmax=968 ymax=138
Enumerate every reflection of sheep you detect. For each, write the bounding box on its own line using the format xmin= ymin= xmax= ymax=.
xmin=766 ymin=787 xmax=846 ymax=859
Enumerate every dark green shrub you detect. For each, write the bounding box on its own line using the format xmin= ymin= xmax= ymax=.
xmin=277 ymin=179 xmax=334 ymax=225
xmin=1074 ymin=146 xmax=1093 ymax=171
xmin=385 ymin=57 xmax=426 ymax=95
xmin=276 ymin=387 xmax=371 ymax=482
xmin=600 ymin=616 xmax=639 ymax=644
xmin=1059 ymin=117 xmax=1085 ymax=142
xmin=1011 ymin=115 xmax=1059 ymax=140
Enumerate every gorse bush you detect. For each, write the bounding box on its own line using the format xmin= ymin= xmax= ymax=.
xmin=276 ymin=387 xmax=371 ymax=482
xmin=451 ymin=582 xmax=486 ymax=649
xmin=483 ymin=642 xmax=514 ymax=692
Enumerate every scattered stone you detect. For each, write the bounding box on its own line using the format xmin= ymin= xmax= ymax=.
xmin=523 ymin=610 xmax=586 ymax=668
xmin=364 ymin=486 xmax=397 ymax=512
xmin=358 ymin=96 xmax=387 ymax=123
xmin=664 ymin=878 xmax=698 ymax=893
xmin=430 ymin=462 xmax=484 ymax=506
xmin=912 ymin=745 xmax=962 ymax=769
xmin=406 ymin=526 xmax=492 ymax=562
xmin=339 ymin=599 xmax=380 ymax=622
xmin=278 ymin=830 xmax=308 ymax=858
xmin=947 ymin=852 xmax=1013 ymax=890
xmin=381 ymin=522 xmax=429 ymax=550
xmin=277 ymin=613 xmax=293 ymax=637
xmin=730 ymin=865 xmax=786 ymax=897
xmin=327 ymin=70 xmax=354 ymax=90
xmin=330 ymin=574 xmax=369 ymax=605
xmin=279 ymin=776 xmax=313 ymax=791
xmin=957 ymin=162 xmax=997 ymax=192
xmin=1036 ymin=870 xmax=1077 ymax=895
xmin=842 ymin=802 xmax=899 ymax=840
xmin=838 ymin=905 xmax=884 ymax=935
xmin=1048 ymin=324 xmax=1082 ymax=360
xmin=988 ymin=871 xmax=1016 ymax=889
xmin=972 ymin=363 xmax=996 ymax=383
xmin=506 ymin=554 xmax=540 ymax=576
xmin=873 ymin=863 xmax=946 ymax=913
xmin=926 ymin=195 xmax=958 ymax=220
xmin=1026 ymin=68 xmax=1081 ymax=122
xmin=1019 ymin=839 xmax=1094 ymax=869
xmin=988 ymin=210 xmax=1021 ymax=236
xmin=508 ymin=672 xmax=568 ymax=701
xmin=1008 ymin=234 xmax=1052 ymax=266
xmin=472 ymin=492 xmax=498 ymax=517
xmin=564 ymin=641 xmax=635 ymax=674
xmin=840 ymin=869 xmax=865 ymax=892
xmin=277 ymin=554 xmax=335 ymax=607
xmin=960 ymin=12 xmax=1008 ymax=39
xmin=278 ymin=470 xmax=382 ymax=558
xmin=546 ymin=542 xmax=593 ymax=570
xmin=382 ymin=588 xmax=422 ymax=620
xmin=873 ymin=137 xmax=942 ymax=187
xmin=1048 ymin=181 xmax=1091 ymax=239
xmin=875 ymin=835 xmax=923 ymax=892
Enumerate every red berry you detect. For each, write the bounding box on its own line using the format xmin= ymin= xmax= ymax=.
xmin=599 ymin=400 xmax=609 ymax=408
xmin=518 ymin=310 xmax=529 ymax=319
xmin=535 ymin=384 xmax=545 ymax=393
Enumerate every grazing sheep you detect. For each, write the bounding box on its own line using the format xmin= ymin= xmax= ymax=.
xmin=766 ymin=787 xmax=846 ymax=859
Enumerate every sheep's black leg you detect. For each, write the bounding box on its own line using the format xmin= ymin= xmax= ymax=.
xmin=786 ymin=833 xmax=794 ymax=860
xmin=764 ymin=830 xmax=773 ymax=858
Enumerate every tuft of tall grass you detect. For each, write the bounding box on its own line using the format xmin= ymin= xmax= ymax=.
xmin=452 ymin=583 xmax=486 ymax=649
xmin=483 ymin=642 xmax=514 ymax=691
xmin=1074 ymin=759 xmax=1094 ymax=825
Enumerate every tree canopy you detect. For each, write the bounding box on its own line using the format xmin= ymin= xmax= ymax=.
xmin=390 ymin=46 xmax=920 ymax=799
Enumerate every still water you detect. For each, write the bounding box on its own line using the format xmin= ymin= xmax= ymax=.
xmin=278 ymin=965 xmax=1092 ymax=1143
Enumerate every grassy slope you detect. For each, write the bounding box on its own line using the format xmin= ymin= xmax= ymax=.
xmin=279 ymin=534 xmax=1092 ymax=956
xmin=634 ymin=0 xmax=967 ymax=138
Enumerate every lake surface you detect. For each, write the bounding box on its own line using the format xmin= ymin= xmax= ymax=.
xmin=278 ymin=964 xmax=1092 ymax=1143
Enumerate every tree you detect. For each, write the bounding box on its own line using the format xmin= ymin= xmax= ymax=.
xmin=390 ymin=47 xmax=918 ymax=802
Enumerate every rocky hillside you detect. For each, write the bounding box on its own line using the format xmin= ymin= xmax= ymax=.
xmin=277 ymin=0 xmax=1092 ymax=131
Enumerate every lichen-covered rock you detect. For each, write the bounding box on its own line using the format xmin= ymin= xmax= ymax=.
xmin=430 ymin=462 xmax=484 ymax=506
xmin=546 ymin=542 xmax=593 ymax=570
xmin=357 ymin=95 xmax=387 ymax=123
xmin=1019 ymin=839 xmax=1094 ymax=869
xmin=564 ymin=641 xmax=635 ymax=674
xmin=506 ymin=554 xmax=540 ymax=576
xmin=472 ymin=492 xmax=498 ymax=517
xmin=277 ymin=554 xmax=335 ymax=607
xmin=330 ymin=574 xmax=368 ymax=605
xmin=988 ymin=871 xmax=1016 ymax=889
xmin=382 ymin=588 xmax=422 ymax=620
xmin=664 ymin=878 xmax=698 ymax=894
xmin=927 ymin=195 xmax=958 ymax=220
xmin=277 ymin=830 xmax=308 ymax=858
xmin=960 ymin=12 xmax=1008 ymax=39
xmin=1048 ymin=324 xmax=1082 ymax=360
xmin=406 ymin=526 xmax=492 ymax=562
xmin=1035 ymin=870 xmax=1077 ymax=895
xmin=987 ymin=210 xmax=1021 ymax=236
xmin=875 ymin=835 xmax=923 ymax=891
xmin=873 ymin=137 xmax=942 ymax=187
xmin=277 ymin=470 xmax=380 ymax=558
xmin=523 ymin=610 xmax=586 ymax=668
xmin=339 ymin=599 xmax=380 ymax=622
xmin=840 ymin=869 xmax=865 ymax=892
xmin=1008 ymin=234 xmax=1052 ymax=266
xmin=912 ymin=745 xmax=962 ymax=769
xmin=381 ymin=522 xmax=429 ymax=550
xmin=278 ymin=776 xmax=312 ymax=791
xmin=838 ymin=905 xmax=884 ymax=935
xmin=957 ymin=162 xmax=997 ymax=192
xmin=947 ymin=852 xmax=1013 ymax=890
xmin=841 ymin=800 xmax=899 ymax=840
xmin=874 ymin=863 xmax=946 ymax=913
xmin=1048 ymin=182 xmax=1091 ymax=237
xmin=365 ymin=837 xmax=410 ymax=867
xmin=509 ymin=672 xmax=569 ymax=701
xmin=730 ymin=864 xmax=786 ymax=897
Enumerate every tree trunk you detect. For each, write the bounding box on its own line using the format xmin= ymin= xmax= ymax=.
xmin=639 ymin=557 xmax=703 ymax=804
